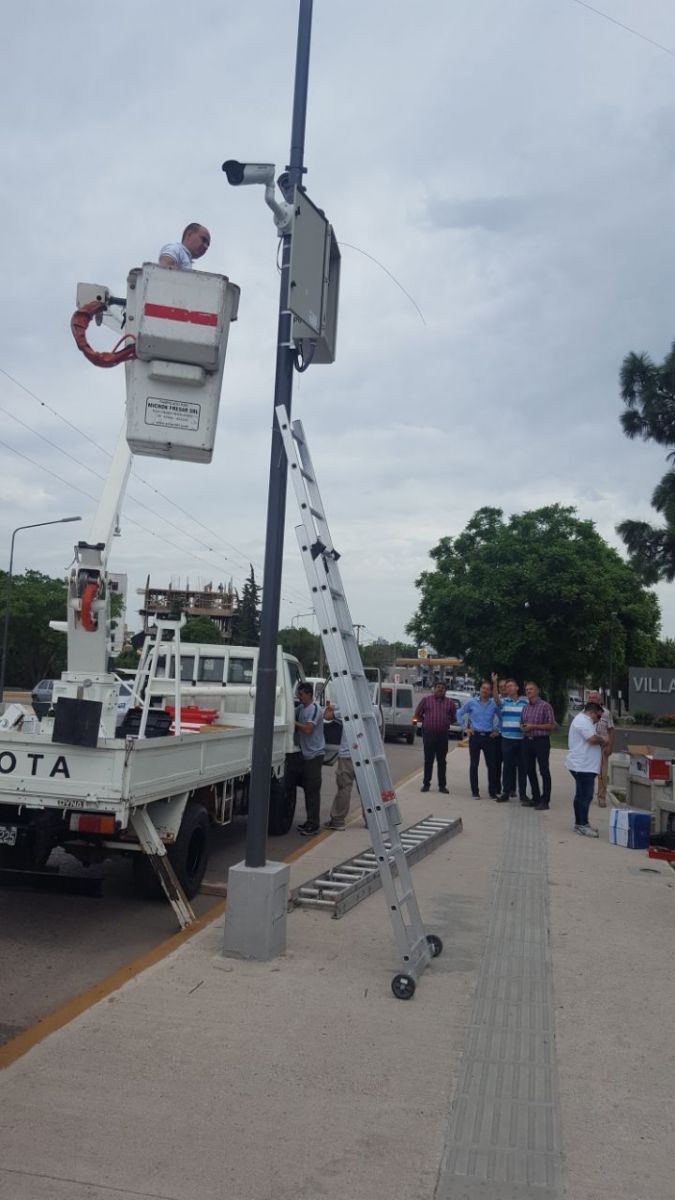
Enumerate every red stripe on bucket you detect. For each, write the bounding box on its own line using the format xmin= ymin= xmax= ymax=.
xmin=144 ymin=303 xmax=218 ymax=327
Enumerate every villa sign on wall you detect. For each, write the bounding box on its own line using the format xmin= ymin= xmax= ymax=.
xmin=628 ymin=667 xmax=675 ymax=716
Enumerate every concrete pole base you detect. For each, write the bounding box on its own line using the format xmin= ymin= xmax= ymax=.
xmin=222 ymin=860 xmax=290 ymax=961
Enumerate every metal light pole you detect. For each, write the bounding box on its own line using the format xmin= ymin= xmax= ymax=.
xmin=0 ymin=517 xmax=82 ymax=704
xmin=244 ymin=0 xmax=314 ymax=870
xmin=290 ymin=611 xmax=314 ymax=628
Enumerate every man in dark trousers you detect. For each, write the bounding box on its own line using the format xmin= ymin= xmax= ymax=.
xmin=521 ymin=680 xmax=556 ymax=810
xmin=456 ymin=682 xmax=502 ymax=799
xmin=414 ymin=682 xmax=458 ymax=794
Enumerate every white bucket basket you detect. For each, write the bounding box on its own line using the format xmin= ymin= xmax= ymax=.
xmin=124 ymin=263 xmax=240 ymax=463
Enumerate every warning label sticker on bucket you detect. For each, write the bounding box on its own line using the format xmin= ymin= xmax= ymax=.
xmin=145 ymin=397 xmax=201 ymax=431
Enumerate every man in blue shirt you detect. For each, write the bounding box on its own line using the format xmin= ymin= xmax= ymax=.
xmin=292 ymin=682 xmax=325 ymax=836
xmin=457 ymin=681 xmax=501 ymax=799
xmin=492 ymin=674 xmax=529 ymax=803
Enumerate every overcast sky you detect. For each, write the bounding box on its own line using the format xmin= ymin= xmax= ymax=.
xmin=2 ymin=0 xmax=675 ymax=652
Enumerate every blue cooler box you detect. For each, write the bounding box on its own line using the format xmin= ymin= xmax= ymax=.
xmin=609 ymin=808 xmax=651 ymax=850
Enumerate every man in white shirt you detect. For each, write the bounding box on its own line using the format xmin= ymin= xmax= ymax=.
xmin=159 ymin=223 xmax=211 ymax=270
xmin=565 ymin=702 xmax=607 ymax=837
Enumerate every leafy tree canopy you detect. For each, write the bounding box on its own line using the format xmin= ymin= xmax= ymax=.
xmin=407 ymin=505 xmax=660 ymax=715
xmin=361 ymin=640 xmax=418 ymax=674
xmin=618 ymin=343 xmax=675 ymax=582
xmin=0 ymin=570 xmax=68 ymax=688
xmin=278 ymin=626 xmax=321 ymax=674
xmin=181 ymin=616 xmax=225 ymax=645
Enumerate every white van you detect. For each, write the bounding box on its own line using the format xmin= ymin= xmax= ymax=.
xmin=374 ymin=681 xmax=415 ymax=744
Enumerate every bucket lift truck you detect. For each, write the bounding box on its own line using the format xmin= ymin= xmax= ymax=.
xmin=0 ymin=263 xmax=302 ymax=928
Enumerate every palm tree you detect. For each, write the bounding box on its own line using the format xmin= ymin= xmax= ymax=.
xmin=617 ymin=344 xmax=675 ymax=582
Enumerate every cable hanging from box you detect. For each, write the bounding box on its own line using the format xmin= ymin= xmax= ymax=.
xmin=70 ymin=300 xmax=137 ymax=368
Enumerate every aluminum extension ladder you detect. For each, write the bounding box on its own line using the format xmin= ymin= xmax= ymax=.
xmin=294 ymin=814 xmax=462 ymax=919
xmin=277 ymin=404 xmax=442 ymax=1000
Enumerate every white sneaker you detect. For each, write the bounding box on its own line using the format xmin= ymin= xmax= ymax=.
xmin=574 ymin=824 xmax=599 ymax=838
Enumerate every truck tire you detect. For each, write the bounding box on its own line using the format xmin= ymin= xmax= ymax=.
xmin=268 ymin=772 xmax=296 ymax=836
xmin=132 ymin=801 xmax=210 ymax=901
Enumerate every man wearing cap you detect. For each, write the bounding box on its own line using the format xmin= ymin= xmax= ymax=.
xmin=159 ymin=223 xmax=211 ymax=270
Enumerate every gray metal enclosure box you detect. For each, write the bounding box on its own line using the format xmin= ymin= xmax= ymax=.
xmin=288 ymin=188 xmax=340 ymax=364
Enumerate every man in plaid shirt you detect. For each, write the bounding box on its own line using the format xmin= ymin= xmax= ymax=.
xmin=414 ymin=682 xmax=458 ymax=794
xmin=521 ymin=681 xmax=556 ymax=810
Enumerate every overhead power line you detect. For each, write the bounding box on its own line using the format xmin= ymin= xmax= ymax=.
xmin=0 ymin=365 xmax=310 ymax=609
xmin=566 ymin=0 xmax=675 ymax=59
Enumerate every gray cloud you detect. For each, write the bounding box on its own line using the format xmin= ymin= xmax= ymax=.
xmin=1 ymin=0 xmax=675 ymax=645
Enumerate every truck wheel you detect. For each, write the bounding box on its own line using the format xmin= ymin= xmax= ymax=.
xmin=132 ymin=802 xmax=210 ymax=901
xmin=406 ymin=732 xmax=414 ymax=745
xmin=0 ymin=822 xmax=54 ymax=871
xmin=268 ymin=773 xmax=296 ymax=836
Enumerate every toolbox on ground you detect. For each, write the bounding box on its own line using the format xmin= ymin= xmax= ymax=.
xmin=609 ymin=808 xmax=651 ymax=850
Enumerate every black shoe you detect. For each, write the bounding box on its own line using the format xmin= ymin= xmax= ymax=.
xmin=520 ymin=798 xmax=535 ymax=807
xmin=421 ymin=785 xmax=430 ymax=793
xmin=495 ymin=794 xmax=510 ymax=803
xmin=296 ymin=821 xmax=320 ymax=836
xmin=472 ymin=793 xmax=481 ymax=799
xmin=534 ymin=802 xmax=550 ymax=811
xmin=439 ymin=787 xmax=449 ymax=794
xmin=489 ymin=792 xmax=500 ymax=799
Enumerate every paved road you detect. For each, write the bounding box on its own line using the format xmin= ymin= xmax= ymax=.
xmin=0 ymin=739 xmax=423 ymax=1045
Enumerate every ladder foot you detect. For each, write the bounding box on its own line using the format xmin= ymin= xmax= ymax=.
xmin=391 ymin=973 xmax=416 ymax=1000
xmin=426 ymin=933 xmax=443 ymax=958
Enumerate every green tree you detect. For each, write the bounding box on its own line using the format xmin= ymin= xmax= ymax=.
xmin=181 ymin=616 xmax=225 ymax=645
xmin=655 ymin=638 xmax=675 ymax=669
xmin=230 ymin=566 xmax=261 ymax=647
xmin=0 ymin=569 xmax=69 ymax=687
xmin=361 ymin=640 xmax=417 ymax=674
xmin=112 ymin=647 xmax=142 ymax=670
xmin=278 ymin=626 xmax=320 ymax=673
xmin=407 ymin=505 xmax=660 ymax=719
xmin=617 ymin=343 xmax=675 ymax=582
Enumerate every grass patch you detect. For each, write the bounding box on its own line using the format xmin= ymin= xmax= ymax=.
xmin=550 ymin=728 xmax=568 ymax=750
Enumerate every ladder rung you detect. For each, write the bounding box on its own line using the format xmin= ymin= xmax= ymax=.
xmin=309 ymin=506 xmax=324 ymax=520
xmin=300 ymin=468 xmax=315 ymax=483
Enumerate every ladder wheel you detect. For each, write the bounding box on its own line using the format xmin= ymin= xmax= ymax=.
xmin=391 ymin=973 xmax=416 ymax=1001
xmin=426 ymin=933 xmax=443 ymax=958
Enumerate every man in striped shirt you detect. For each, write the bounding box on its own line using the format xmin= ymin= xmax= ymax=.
xmin=492 ymin=674 xmax=529 ymax=803
xmin=414 ymin=682 xmax=458 ymax=794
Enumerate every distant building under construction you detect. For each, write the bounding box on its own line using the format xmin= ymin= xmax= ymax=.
xmin=138 ymin=577 xmax=235 ymax=638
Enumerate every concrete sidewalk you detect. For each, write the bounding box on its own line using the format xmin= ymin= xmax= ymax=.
xmin=0 ymin=747 xmax=673 ymax=1200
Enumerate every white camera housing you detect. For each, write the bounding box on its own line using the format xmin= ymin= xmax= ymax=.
xmin=222 ymin=160 xmax=275 ymax=187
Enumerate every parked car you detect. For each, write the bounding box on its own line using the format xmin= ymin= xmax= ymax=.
xmin=373 ymin=682 xmax=415 ymax=744
xmin=303 ymin=675 xmax=327 ymax=705
xmin=31 ymin=679 xmax=54 ymax=718
xmin=31 ymin=678 xmax=134 ymax=721
xmin=446 ymin=690 xmax=472 ymax=738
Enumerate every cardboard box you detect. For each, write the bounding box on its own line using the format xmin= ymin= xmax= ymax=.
xmin=609 ymin=808 xmax=651 ymax=849
xmin=627 ymin=744 xmax=672 ymax=782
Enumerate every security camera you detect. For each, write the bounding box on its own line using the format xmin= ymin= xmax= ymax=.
xmin=222 ymin=158 xmax=294 ymax=234
xmin=222 ymin=160 xmax=276 ymax=187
